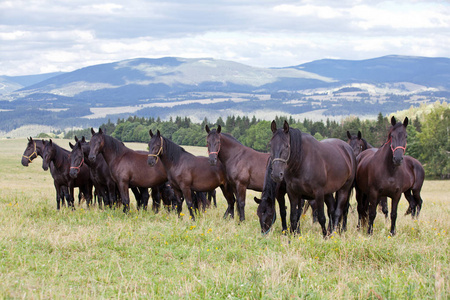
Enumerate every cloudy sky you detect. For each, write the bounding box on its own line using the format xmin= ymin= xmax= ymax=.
xmin=1 ymin=0 xmax=450 ymax=76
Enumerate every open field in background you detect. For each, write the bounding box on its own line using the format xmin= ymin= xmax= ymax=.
xmin=0 ymin=138 xmax=449 ymax=299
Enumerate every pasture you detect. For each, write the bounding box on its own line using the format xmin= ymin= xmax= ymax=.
xmin=0 ymin=138 xmax=448 ymax=299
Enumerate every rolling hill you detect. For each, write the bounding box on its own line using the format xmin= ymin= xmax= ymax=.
xmin=0 ymin=55 xmax=449 ymax=136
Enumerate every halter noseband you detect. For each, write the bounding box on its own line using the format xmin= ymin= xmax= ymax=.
xmin=70 ymin=157 xmax=84 ymax=172
xmin=272 ymin=145 xmax=290 ymax=165
xmin=148 ymin=136 xmax=164 ymax=163
xmin=23 ymin=141 xmax=38 ymax=162
xmin=385 ymin=136 xmax=407 ymax=155
xmin=207 ymin=141 xmax=220 ymax=156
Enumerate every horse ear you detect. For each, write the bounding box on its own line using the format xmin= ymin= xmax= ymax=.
xmin=357 ymin=131 xmax=362 ymax=140
xmin=403 ymin=117 xmax=409 ymax=127
xmin=271 ymin=120 xmax=277 ymax=133
xmin=69 ymin=142 xmax=74 ymax=149
xmin=217 ymin=125 xmax=221 ymax=134
xmin=149 ymin=130 xmax=154 ymax=137
xmin=391 ymin=116 xmax=396 ymax=126
xmin=28 ymin=136 xmax=31 ymax=142
xmin=346 ymin=131 xmax=351 ymax=139
xmin=74 ymin=136 xmax=78 ymax=142
xmin=283 ymin=120 xmax=289 ymax=133
xmin=49 ymin=139 xmax=53 ymax=146
xmin=81 ymin=136 xmax=86 ymax=143
xmin=156 ymin=130 xmax=161 ymax=137
xmin=254 ymin=197 xmax=262 ymax=204
xmin=91 ymin=128 xmax=96 ymax=135
xmin=77 ymin=141 xmax=82 ymax=148
xmin=98 ymin=127 xmax=103 ymax=134
xmin=205 ymin=125 xmax=210 ymax=133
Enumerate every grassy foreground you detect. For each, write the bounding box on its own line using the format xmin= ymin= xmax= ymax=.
xmin=0 ymin=138 xmax=448 ymax=299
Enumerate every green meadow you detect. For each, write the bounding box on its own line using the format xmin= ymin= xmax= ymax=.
xmin=0 ymin=138 xmax=448 ymax=299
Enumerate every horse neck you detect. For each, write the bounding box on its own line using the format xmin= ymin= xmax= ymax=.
xmin=52 ymin=144 xmax=70 ymax=170
xmin=34 ymin=140 xmax=46 ymax=157
xmin=101 ymin=135 xmax=129 ymax=164
xmin=160 ymin=137 xmax=186 ymax=168
xmin=218 ymin=134 xmax=241 ymax=161
xmin=375 ymin=142 xmax=396 ymax=171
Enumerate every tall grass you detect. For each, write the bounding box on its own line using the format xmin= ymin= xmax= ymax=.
xmin=0 ymin=138 xmax=448 ymax=299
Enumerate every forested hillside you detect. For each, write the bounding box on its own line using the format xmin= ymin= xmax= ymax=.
xmin=63 ymin=102 xmax=449 ymax=178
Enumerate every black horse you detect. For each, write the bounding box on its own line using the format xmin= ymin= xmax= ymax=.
xmin=270 ymin=121 xmax=356 ymax=236
xmin=147 ymin=130 xmax=236 ymax=220
xmin=42 ymin=139 xmax=93 ymax=209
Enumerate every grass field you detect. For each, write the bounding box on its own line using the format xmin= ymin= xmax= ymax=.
xmin=0 ymin=138 xmax=448 ymax=299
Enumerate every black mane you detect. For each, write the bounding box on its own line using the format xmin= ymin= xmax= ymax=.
xmin=163 ymin=136 xmax=188 ymax=164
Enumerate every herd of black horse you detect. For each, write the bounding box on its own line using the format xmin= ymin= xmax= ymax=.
xmin=21 ymin=116 xmax=424 ymax=236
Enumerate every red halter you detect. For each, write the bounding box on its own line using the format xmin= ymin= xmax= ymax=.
xmin=70 ymin=157 xmax=84 ymax=171
xmin=385 ymin=136 xmax=407 ymax=155
xmin=207 ymin=141 xmax=220 ymax=156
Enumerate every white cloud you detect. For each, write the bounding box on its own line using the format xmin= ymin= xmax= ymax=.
xmin=0 ymin=1 xmax=449 ymax=76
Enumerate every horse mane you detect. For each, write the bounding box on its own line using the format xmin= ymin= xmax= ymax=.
xmin=103 ymin=134 xmax=128 ymax=156
xmin=287 ymin=127 xmax=303 ymax=171
xmin=51 ymin=142 xmax=70 ymax=169
xmin=361 ymin=138 xmax=372 ymax=149
xmin=261 ymin=157 xmax=277 ymax=202
xmin=163 ymin=136 xmax=188 ymax=164
xmin=220 ymin=132 xmax=243 ymax=146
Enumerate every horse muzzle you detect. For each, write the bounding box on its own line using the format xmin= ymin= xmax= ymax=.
xmin=88 ymin=154 xmax=96 ymax=163
xmin=208 ymin=155 xmax=217 ymax=166
xmin=69 ymin=169 xmax=78 ymax=178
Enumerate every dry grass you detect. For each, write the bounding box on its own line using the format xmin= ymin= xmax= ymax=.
xmin=0 ymin=138 xmax=448 ymax=299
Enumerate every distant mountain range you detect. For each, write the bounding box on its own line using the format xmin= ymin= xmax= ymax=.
xmin=1 ymin=55 xmax=449 ymax=137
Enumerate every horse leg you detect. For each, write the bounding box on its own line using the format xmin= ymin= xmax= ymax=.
xmin=412 ymin=188 xmax=423 ymax=219
xmin=140 ymin=188 xmax=149 ymax=211
xmin=355 ymin=186 xmax=367 ymax=230
xmin=286 ymin=190 xmax=300 ymax=234
xmin=379 ymin=196 xmax=389 ymax=219
xmin=219 ymin=184 xmax=235 ymax=219
xmin=403 ymin=189 xmax=415 ymax=218
xmin=236 ymin=183 xmax=247 ymax=222
xmin=151 ymin=187 xmax=160 ymax=213
xmin=390 ymin=195 xmax=401 ymax=236
xmin=182 ymin=188 xmax=196 ymax=220
xmin=67 ymin=185 xmax=75 ymax=210
xmin=324 ymin=193 xmax=336 ymax=234
xmin=118 ymin=182 xmax=130 ymax=213
xmin=130 ymin=187 xmax=141 ymax=209
xmin=54 ymin=183 xmax=62 ymax=210
xmin=367 ymin=192 xmax=379 ymax=235
xmin=315 ymin=193 xmax=328 ymax=238
xmin=276 ymin=187 xmax=287 ymax=233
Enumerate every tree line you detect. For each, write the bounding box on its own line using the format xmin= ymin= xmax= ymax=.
xmin=64 ymin=102 xmax=449 ymax=179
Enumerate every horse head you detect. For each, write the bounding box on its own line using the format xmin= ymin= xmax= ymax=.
xmin=22 ymin=136 xmax=37 ymax=166
xmin=205 ymin=124 xmax=221 ymax=166
xmin=388 ymin=116 xmax=408 ymax=166
xmin=254 ymin=196 xmax=276 ymax=234
xmin=148 ymin=129 xmax=163 ymax=166
xmin=42 ymin=139 xmax=55 ymax=171
xmin=269 ymin=120 xmax=291 ymax=182
xmin=347 ymin=130 xmax=365 ymax=157
xmin=69 ymin=139 xmax=85 ymax=178
xmin=88 ymin=128 xmax=104 ymax=163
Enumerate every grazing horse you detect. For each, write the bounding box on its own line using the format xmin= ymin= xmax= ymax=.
xmin=147 ymin=130 xmax=236 ymax=220
xmin=21 ymin=137 xmax=68 ymax=209
xmin=270 ymin=121 xmax=356 ymax=236
xmin=205 ymin=125 xmax=287 ymax=223
xmin=355 ymin=116 xmax=423 ymax=236
xmin=253 ymin=157 xmax=288 ymax=234
xmin=42 ymin=139 xmax=93 ymax=208
xmin=69 ymin=136 xmax=118 ymax=208
xmin=88 ymin=128 xmax=168 ymax=213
